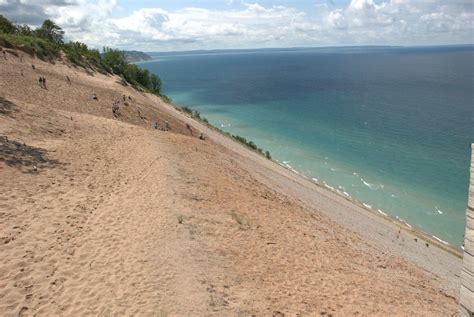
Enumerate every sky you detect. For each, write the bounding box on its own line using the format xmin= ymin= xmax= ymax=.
xmin=1 ymin=0 xmax=473 ymax=51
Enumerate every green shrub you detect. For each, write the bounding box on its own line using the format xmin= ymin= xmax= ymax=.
xmin=16 ymin=24 xmax=33 ymax=36
xmin=100 ymin=49 xmax=162 ymax=94
xmin=0 ymin=15 xmax=16 ymax=34
xmin=181 ymin=106 xmax=192 ymax=114
xmin=102 ymin=47 xmax=127 ymax=75
xmin=161 ymin=95 xmax=173 ymax=104
xmin=193 ymin=110 xmax=201 ymax=120
xmin=0 ymin=33 xmax=60 ymax=60
xmin=230 ymin=134 xmax=271 ymax=159
xmin=64 ymin=41 xmax=102 ymax=69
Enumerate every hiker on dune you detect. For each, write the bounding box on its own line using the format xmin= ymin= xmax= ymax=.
xmin=112 ymin=102 xmax=119 ymax=117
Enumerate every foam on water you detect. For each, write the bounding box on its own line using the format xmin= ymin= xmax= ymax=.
xmin=323 ymin=182 xmax=335 ymax=191
xmin=433 ymin=235 xmax=449 ymax=245
xmin=360 ymin=178 xmax=384 ymax=191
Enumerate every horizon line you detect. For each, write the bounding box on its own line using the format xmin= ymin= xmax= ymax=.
xmin=141 ymin=43 xmax=474 ymax=54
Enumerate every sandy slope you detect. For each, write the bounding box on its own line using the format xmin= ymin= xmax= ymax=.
xmin=0 ymin=49 xmax=460 ymax=315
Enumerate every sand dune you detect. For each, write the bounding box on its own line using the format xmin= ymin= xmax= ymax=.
xmin=0 ymin=49 xmax=459 ymax=315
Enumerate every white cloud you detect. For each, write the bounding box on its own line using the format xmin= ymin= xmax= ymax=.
xmin=1 ymin=0 xmax=472 ymax=50
xmin=103 ymin=3 xmax=312 ymax=50
xmin=321 ymin=0 xmax=473 ymax=45
xmin=327 ymin=10 xmax=347 ymax=29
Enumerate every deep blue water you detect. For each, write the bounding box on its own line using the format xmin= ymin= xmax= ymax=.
xmin=141 ymin=46 xmax=474 ymax=246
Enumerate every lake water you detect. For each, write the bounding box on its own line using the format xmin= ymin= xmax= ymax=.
xmin=141 ymin=46 xmax=474 ymax=246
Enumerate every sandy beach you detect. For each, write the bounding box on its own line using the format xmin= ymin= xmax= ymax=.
xmin=0 ymin=49 xmax=462 ymax=315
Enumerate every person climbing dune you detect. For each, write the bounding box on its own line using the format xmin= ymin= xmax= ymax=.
xmin=186 ymin=123 xmax=193 ymax=136
xmin=112 ymin=102 xmax=119 ymax=117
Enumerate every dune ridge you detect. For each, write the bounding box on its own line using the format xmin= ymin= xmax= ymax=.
xmin=0 ymin=49 xmax=460 ymax=315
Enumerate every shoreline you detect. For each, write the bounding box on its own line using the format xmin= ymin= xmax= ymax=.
xmin=159 ymin=97 xmax=465 ymax=250
xmin=275 ymin=157 xmax=460 ymax=254
xmin=167 ymin=102 xmax=463 ymax=257
xmin=297 ymin=166 xmax=461 ymax=256
xmin=159 ymin=99 xmax=463 ymax=295
xmin=313 ymin=176 xmax=462 ymax=257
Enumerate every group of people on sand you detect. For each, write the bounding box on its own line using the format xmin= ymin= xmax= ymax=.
xmin=37 ymin=74 xmax=72 ymax=90
xmin=153 ymin=120 xmax=169 ymax=131
xmin=111 ymin=95 xmax=133 ymax=117
xmin=27 ymin=61 xmax=206 ymax=140
xmin=38 ymin=76 xmax=47 ymax=89
xmin=30 ymin=62 xmax=74 ymax=90
xmin=4 ymin=52 xmax=206 ymax=140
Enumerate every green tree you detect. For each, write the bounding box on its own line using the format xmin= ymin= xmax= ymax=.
xmin=102 ymin=47 xmax=127 ymax=75
xmin=37 ymin=19 xmax=64 ymax=44
xmin=136 ymin=67 xmax=151 ymax=88
xmin=0 ymin=15 xmax=16 ymax=34
xmin=123 ymin=63 xmax=139 ymax=83
xmin=16 ymin=24 xmax=33 ymax=36
xmin=150 ymin=73 xmax=162 ymax=93
xmin=64 ymin=41 xmax=102 ymax=68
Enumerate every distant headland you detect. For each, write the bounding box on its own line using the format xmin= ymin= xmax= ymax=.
xmin=123 ymin=50 xmax=152 ymax=62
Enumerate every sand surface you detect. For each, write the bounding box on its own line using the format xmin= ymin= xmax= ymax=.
xmin=0 ymin=49 xmax=461 ymax=315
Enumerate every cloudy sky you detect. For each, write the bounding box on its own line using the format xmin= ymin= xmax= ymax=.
xmin=1 ymin=0 xmax=473 ymax=51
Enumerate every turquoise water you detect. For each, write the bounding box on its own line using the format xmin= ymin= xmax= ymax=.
xmin=141 ymin=46 xmax=474 ymax=246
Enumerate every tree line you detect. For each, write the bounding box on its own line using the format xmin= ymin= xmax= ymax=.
xmin=0 ymin=15 xmax=161 ymax=95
